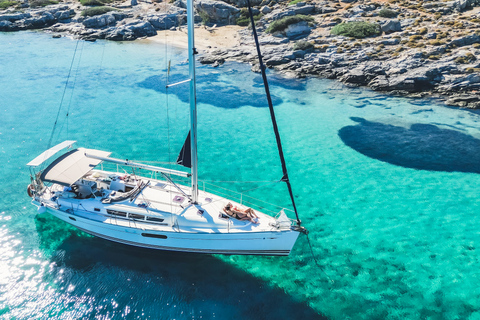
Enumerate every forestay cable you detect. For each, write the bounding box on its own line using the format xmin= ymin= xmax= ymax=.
xmin=54 ymin=40 xmax=85 ymax=143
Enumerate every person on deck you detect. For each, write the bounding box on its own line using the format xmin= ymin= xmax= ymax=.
xmin=224 ymin=202 xmax=259 ymax=224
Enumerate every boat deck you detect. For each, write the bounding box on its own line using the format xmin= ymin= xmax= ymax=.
xmin=39 ymin=170 xmax=283 ymax=235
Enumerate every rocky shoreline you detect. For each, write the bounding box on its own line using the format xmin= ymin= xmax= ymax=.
xmin=1 ymin=0 xmax=479 ymax=108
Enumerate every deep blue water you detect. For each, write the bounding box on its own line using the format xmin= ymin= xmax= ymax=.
xmin=2 ymin=31 xmax=480 ymax=319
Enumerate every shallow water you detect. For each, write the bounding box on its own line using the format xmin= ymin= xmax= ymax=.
xmin=2 ymin=31 xmax=480 ymax=319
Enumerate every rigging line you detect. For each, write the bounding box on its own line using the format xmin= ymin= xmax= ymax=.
xmin=88 ymin=38 xmax=107 ymax=146
xmin=163 ymin=9 xmax=175 ymax=215
xmin=200 ymin=179 xmax=279 ymax=183
xmin=163 ymin=4 xmax=173 ymax=183
xmin=131 ymin=166 xmax=138 ymax=183
xmin=47 ymin=39 xmax=81 ymax=150
xmin=166 ymin=72 xmax=172 ymax=167
xmin=305 ymin=233 xmax=332 ymax=281
xmin=246 ymin=0 xmax=302 ymax=227
xmin=56 ymin=40 xmax=85 ymax=142
xmin=202 ymin=183 xmax=291 ymax=213
xmin=237 ymin=179 xmax=280 ymax=194
xmin=126 ymin=160 xmax=176 ymax=164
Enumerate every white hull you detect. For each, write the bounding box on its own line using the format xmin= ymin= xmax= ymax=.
xmin=41 ymin=204 xmax=299 ymax=256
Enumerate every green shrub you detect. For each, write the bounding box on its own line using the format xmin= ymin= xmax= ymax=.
xmin=466 ymin=52 xmax=477 ymax=61
xmin=265 ymin=14 xmax=314 ymax=33
xmin=436 ymin=32 xmax=448 ymax=39
xmin=30 ymin=0 xmax=58 ymax=7
xmin=293 ymin=40 xmax=314 ymax=51
xmin=409 ymin=34 xmax=423 ymax=41
xmin=455 ymin=53 xmax=477 ymax=64
xmin=0 ymin=0 xmax=18 ymax=8
xmin=81 ymin=6 xmax=117 ymax=16
xmin=331 ymin=21 xmax=380 ymax=38
xmin=236 ymin=8 xmax=262 ymax=27
xmin=198 ymin=10 xmax=210 ymax=25
xmin=410 ymin=42 xmax=425 ymax=48
xmin=80 ymin=0 xmax=112 ymax=5
xmin=288 ymin=0 xmax=302 ymax=5
xmin=378 ymin=8 xmax=398 ymax=18
xmin=465 ymin=67 xmax=480 ymax=73
xmin=428 ymin=39 xmax=445 ymax=46
xmin=418 ymin=27 xmax=428 ymax=35
xmin=318 ymin=44 xmax=329 ymax=52
xmin=236 ymin=16 xmax=249 ymax=26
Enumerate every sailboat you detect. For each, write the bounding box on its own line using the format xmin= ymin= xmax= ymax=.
xmin=26 ymin=0 xmax=306 ymax=255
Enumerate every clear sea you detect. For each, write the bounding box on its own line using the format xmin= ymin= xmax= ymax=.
xmin=2 ymin=30 xmax=480 ymax=319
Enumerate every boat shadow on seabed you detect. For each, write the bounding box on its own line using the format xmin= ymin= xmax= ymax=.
xmin=339 ymin=117 xmax=480 ymax=173
xmin=34 ymin=214 xmax=327 ymax=320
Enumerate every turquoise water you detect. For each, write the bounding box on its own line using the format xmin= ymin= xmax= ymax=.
xmin=2 ymin=31 xmax=480 ymax=319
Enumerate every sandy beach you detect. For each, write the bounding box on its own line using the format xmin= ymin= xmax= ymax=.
xmin=141 ymin=25 xmax=243 ymax=51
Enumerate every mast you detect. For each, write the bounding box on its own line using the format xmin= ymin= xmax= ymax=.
xmin=187 ymin=0 xmax=199 ymax=203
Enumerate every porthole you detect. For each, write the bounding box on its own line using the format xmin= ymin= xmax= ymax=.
xmin=129 ymin=213 xmax=145 ymax=220
xmin=107 ymin=209 xmax=127 ymax=217
xmin=141 ymin=233 xmax=167 ymax=239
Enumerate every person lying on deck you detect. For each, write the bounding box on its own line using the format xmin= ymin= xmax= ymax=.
xmin=223 ymin=202 xmax=259 ymax=224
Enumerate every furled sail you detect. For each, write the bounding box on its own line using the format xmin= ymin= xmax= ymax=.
xmin=176 ymin=131 xmax=192 ymax=168
xmin=245 ymin=0 xmax=302 ymax=228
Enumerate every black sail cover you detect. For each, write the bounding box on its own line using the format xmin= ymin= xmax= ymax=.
xmin=176 ymin=131 xmax=191 ymax=168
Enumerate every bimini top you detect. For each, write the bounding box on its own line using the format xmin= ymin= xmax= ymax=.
xmin=27 ymin=140 xmax=77 ymax=167
xmin=40 ymin=148 xmax=111 ymax=186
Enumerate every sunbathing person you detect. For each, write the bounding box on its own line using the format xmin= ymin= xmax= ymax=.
xmin=224 ymin=202 xmax=259 ymax=224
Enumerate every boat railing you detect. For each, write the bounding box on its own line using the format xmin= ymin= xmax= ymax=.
xmin=96 ymin=162 xmax=295 ymax=218
xmin=197 ymin=180 xmax=295 ymax=218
